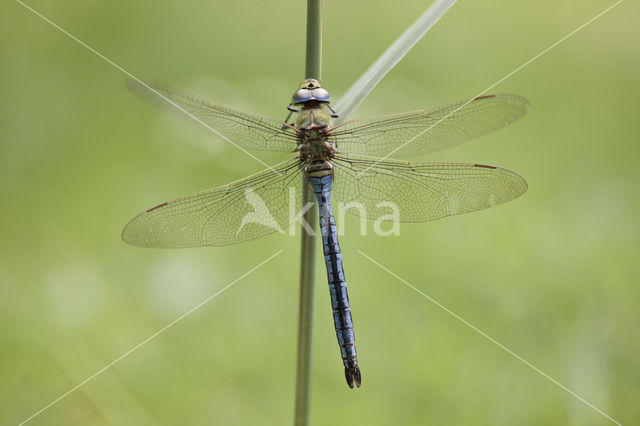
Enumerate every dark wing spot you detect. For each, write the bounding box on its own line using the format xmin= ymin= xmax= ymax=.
xmin=474 ymin=164 xmax=497 ymax=169
xmin=146 ymin=202 xmax=168 ymax=212
xmin=474 ymin=95 xmax=496 ymax=100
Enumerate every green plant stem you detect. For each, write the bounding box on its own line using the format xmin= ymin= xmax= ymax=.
xmin=304 ymin=0 xmax=323 ymax=79
xmin=294 ymin=2 xmax=322 ymax=426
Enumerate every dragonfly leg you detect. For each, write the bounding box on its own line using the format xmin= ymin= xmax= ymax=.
xmin=281 ymin=105 xmax=300 ymax=130
xmin=326 ymin=104 xmax=339 ymax=118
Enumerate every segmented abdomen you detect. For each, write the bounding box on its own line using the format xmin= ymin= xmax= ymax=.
xmin=308 ymin=173 xmax=361 ymax=388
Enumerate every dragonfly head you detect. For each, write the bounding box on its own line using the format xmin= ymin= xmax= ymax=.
xmin=290 ymin=78 xmax=331 ymax=106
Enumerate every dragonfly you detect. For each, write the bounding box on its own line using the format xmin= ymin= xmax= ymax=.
xmin=123 ymin=79 xmax=529 ymax=389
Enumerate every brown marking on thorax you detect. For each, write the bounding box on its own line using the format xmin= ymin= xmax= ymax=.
xmin=296 ymin=107 xmax=335 ymax=175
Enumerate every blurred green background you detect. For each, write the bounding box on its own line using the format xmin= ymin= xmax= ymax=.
xmin=2 ymin=0 xmax=638 ymax=425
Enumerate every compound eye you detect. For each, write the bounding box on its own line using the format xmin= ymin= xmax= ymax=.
xmin=292 ymin=88 xmax=312 ymax=104
xmin=311 ymin=88 xmax=330 ymax=102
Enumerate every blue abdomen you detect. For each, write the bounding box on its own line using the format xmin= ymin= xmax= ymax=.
xmin=308 ymin=173 xmax=361 ymax=388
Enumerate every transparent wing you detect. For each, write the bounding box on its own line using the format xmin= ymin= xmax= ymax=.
xmin=128 ymin=81 xmax=300 ymax=152
xmin=330 ymin=94 xmax=529 ymax=158
xmin=123 ymin=158 xmax=306 ymax=247
xmin=332 ymin=154 xmax=527 ymax=222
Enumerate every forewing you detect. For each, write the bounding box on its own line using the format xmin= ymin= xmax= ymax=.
xmin=332 ymin=154 xmax=527 ymax=222
xmin=123 ymin=158 xmax=306 ymax=247
xmin=128 ymin=81 xmax=300 ymax=152
xmin=331 ymin=94 xmax=529 ymax=158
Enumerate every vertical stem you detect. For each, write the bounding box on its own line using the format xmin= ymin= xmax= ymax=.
xmin=294 ymin=1 xmax=322 ymax=425
xmin=294 ymin=186 xmax=316 ymax=426
xmin=305 ymin=0 xmax=323 ymax=79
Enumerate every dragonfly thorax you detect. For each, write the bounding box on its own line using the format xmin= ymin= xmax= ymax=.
xmin=295 ymin=107 xmax=335 ymax=175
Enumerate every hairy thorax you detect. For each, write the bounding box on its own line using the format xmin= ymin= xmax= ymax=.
xmin=295 ymin=106 xmax=336 ymax=176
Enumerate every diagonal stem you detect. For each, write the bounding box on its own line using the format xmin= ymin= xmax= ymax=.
xmin=333 ymin=0 xmax=457 ymax=123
